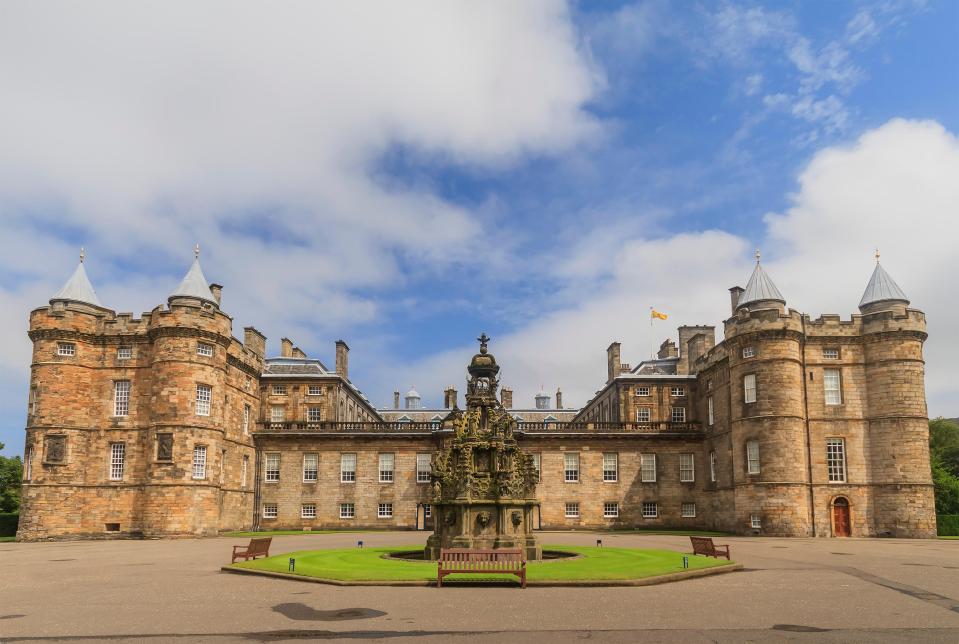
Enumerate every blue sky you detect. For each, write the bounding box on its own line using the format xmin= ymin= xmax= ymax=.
xmin=1 ymin=1 xmax=957 ymax=455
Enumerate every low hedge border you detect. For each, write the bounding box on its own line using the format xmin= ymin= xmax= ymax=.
xmin=938 ymin=514 xmax=959 ymax=537
xmin=0 ymin=513 xmax=18 ymax=537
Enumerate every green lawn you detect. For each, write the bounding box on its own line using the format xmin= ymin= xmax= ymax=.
xmin=0 ymin=536 xmax=15 ymax=542
xmin=601 ymin=529 xmax=731 ymax=537
xmin=231 ymin=545 xmax=731 ymax=582
xmin=939 ymin=536 xmax=959 ymax=540
xmin=222 ymin=529 xmax=374 ymax=537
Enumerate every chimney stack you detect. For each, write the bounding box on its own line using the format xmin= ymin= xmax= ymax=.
xmin=443 ymin=386 xmax=458 ymax=409
xmin=335 ymin=340 xmax=349 ymax=380
xmin=292 ymin=347 xmax=306 ymax=359
xmin=657 ymin=339 xmax=678 ymax=359
xmin=500 ymin=387 xmax=513 ymax=409
xmin=280 ymin=337 xmax=293 ymax=357
xmin=393 ymin=390 xmax=400 ymax=409
xmin=555 ymin=388 xmax=563 ymax=409
xmin=243 ymin=326 xmax=266 ymax=358
xmin=209 ymin=283 xmax=223 ymax=306
xmin=729 ymin=286 xmax=745 ymax=316
xmin=606 ymin=342 xmax=621 ymax=384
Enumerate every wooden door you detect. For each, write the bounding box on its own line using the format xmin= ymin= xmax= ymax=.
xmin=833 ymin=499 xmax=850 ymax=537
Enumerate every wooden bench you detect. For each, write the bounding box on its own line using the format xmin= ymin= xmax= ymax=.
xmin=690 ymin=536 xmax=730 ymax=560
xmin=232 ymin=537 xmax=272 ymax=563
xmin=437 ymin=548 xmax=526 ymax=588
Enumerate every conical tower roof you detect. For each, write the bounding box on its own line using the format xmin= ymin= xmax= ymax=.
xmin=169 ymin=246 xmax=216 ymax=305
xmin=51 ymin=249 xmax=103 ymax=307
xmin=859 ymin=256 xmax=909 ymax=309
xmin=738 ymin=251 xmax=785 ymax=308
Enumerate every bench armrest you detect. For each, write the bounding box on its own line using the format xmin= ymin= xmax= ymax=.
xmin=232 ymin=545 xmax=248 ymax=554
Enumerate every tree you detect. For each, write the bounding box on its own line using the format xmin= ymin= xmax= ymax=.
xmin=930 ymin=418 xmax=959 ymax=515
xmin=0 ymin=442 xmax=23 ymax=513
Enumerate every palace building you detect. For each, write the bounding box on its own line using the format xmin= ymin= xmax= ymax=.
xmin=16 ymin=249 xmax=937 ymax=540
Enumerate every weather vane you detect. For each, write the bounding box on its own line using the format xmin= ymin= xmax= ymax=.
xmin=79 ymin=247 xmax=86 ymax=264
xmin=755 ymin=248 xmax=761 ymax=264
xmin=194 ymin=243 xmax=200 ymax=259
xmin=875 ymin=247 xmax=880 ymax=264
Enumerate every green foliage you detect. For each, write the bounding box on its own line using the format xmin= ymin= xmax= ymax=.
xmin=937 ymin=514 xmax=959 ymax=537
xmin=930 ymin=419 xmax=959 ymax=514
xmin=0 ymin=513 xmax=18 ymax=537
xmin=0 ymin=442 xmax=23 ymax=513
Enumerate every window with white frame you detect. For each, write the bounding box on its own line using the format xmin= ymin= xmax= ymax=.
xmin=416 ymin=453 xmax=431 ymax=483
xmin=602 ymin=452 xmax=618 ymax=482
xmin=270 ymin=405 xmax=284 ymax=423
xmin=192 ymin=445 xmax=207 ymax=479
xmin=681 ymin=502 xmax=696 ymax=518
xmin=303 ymin=453 xmax=318 ymax=482
xmin=341 ymin=453 xmax=356 ymax=482
xmin=635 ymin=386 xmax=650 ymax=397
xmin=742 ymin=346 xmax=756 ymax=358
xmin=710 ymin=451 xmax=717 ymax=482
xmin=117 ymin=346 xmax=132 ymax=360
xmin=243 ymin=404 xmax=250 ymax=435
xmin=744 ymin=374 xmax=757 ymax=404
xmin=423 ymin=504 xmax=431 ymax=518
xmin=195 ymin=384 xmax=212 ymax=416
xmin=750 ymin=514 xmax=762 ymax=529
xmin=113 ymin=380 xmax=130 ymax=417
xmin=641 ymin=453 xmax=656 ymax=482
xmin=197 ymin=342 xmax=214 ymax=357
xmin=340 ymin=503 xmax=355 ymax=519
xmin=636 ymin=407 xmax=652 ymax=423
xmin=272 ymin=384 xmax=287 ymax=395
xmin=707 ymin=396 xmax=714 ymax=426
xmin=603 ymin=502 xmax=619 ymax=518
xmin=565 ymin=502 xmax=580 ymax=518
xmin=307 ymin=406 xmax=322 ymax=423
xmin=680 ymin=453 xmax=695 ymax=482
xmin=746 ymin=440 xmax=761 ymax=474
xmin=57 ymin=342 xmax=76 ymax=356
xmin=823 ymin=348 xmax=839 ymax=360
xmin=109 ymin=443 xmax=125 ymax=481
xmin=241 ymin=455 xmax=248 ymax=488
xmin=670 ymin=386 xmax=686 ymax=397
xmin=301 ymin=503 xmax=316 ymax=519
xmin=642 ymin=502 xmax=658 ymax=518
xmin=564 ymin=453 xmax=580 ymax=482
xmin=379 ymin=453 xmax=394 ymax=483
xmin=308 ymin=385 xmax=323 ymax=396
xmin=532 ymin=453 xmax=541 ymax=480
xmin=826 ymin=438 xmax=847 ymax=483
xmin=824 ymin=369 xmax=842 ymax=405
xmin=262 ymin=503 xmax=278 ymax=519
xmin=265 ymin=452 xmax=280 ymax=482
xmin=671 ymin=407 xmax=686 ymax=423
xmin=378 ymin=502 xmax=393 ymax=518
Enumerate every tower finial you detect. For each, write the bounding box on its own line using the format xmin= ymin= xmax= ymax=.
xmin=194 ymin=243 xmax=200 ymax=259
xmin=755 ymin=248 xmax=761 ymax=264
xmin=79 ymin=247 xmax=86 ymax=264
xmin=875 ymin=247 xmax=880 ymax=264
xmin=477 ymin=332 xmax=490 ymax=354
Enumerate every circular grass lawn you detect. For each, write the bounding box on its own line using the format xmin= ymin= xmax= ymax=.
xmin=229 ymin=546 xmax=732 ymax=583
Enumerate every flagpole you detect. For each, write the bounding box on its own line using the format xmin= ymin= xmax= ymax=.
xmin=649 ymin=306 xmax=654 ymax=360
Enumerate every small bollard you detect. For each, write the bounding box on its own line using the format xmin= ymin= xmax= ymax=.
xmin=682 ymin=556 xmax=689 ymax=569
xmin=596 ymin=539 xmax=602 ymax=547
xmin=357 ymin=540 xmax=363 ymax=549
xmin=289 ymin=558 xmax=295 ymax=572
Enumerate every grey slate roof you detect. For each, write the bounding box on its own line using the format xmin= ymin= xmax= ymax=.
xmin=51 ymin=262 xmax=103 ymax=307
xmin=169 ymin=258 xmax=216 ymax=304
xmin=860 ymin=263 xmax=909 ymax=307
xmin=632 ymin=358 xmax=678 ymax=375
xmin=739 ymin=262 xmax=785 ymax=307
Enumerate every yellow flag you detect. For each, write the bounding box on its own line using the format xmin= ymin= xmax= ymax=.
xmin=651 ymin=309 xmax=668 ymax=320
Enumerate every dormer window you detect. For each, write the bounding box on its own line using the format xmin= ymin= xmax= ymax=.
xmin=197 ymin=343 xmax=214 ymax=357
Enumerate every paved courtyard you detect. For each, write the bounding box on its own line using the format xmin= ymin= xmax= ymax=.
xmin=1 ymin=531 xmax=958 ymax=643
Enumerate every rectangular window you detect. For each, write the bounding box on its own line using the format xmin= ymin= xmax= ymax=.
xmin=270 ymin=405 xmax=284 ymax=423
xmin=378 ymin=502 xmax=393 ymax=519
xmin=262 ymin=503 xmax=278 ymax=519
xmin=706 ymin=378 xmax=713 ymax=390
xmin=113 ymin=380 xmax=130 ymax=417
xmin=341 ymin=453 xmax=356 ymax=483
xmin=301 ymin=503 xmax=316 ymax=519
xmin=307 ymin=406 xmax=322 ymax=423
xmin=710 ymin=451 xmax=717 ymax=482
xmin=603 ymin=502 xmax=619 ymax=518
xmin=707 ymin=396 xmax=714 ymax=426
xmin=423 ymin=504 xmax=431 ymax=518
xmin=57 ymin=342 xmax=76 ymax=356
xmin=636 ymin=407 xmax=651 ymax=423
xmin=642 ymin=502 xmax=658 ymax=518
xmin=532 ymin=453 xmax=541 ymax=480
xmin=416 ymin=453 xmax=431 ymax=483
xmin=109 ymin=443 xmax=125 ymax=481
xmin=308 ymin=385 xmax=323 ymax=396
xmin=241 ymin=455 xmax=248 ymax=488
xmin=823 ymin=348 xmax=840 ymax=359
xmin=117 ymin=346 xmax=132 ymax=360
xmin=340 ymin=503 xmax=355 ymax=519
xmin=641 ymin=453 xmax=656 ymax=482
xmin=742 ymin=346 xmax=756 ymax=358
xmin=379 ymin=453 xmax=395 ymax=483
xmin=824 ymin=369 xmax=842 ymax=405
xmin=602 ymin=452 xmax=618 ymax=482
xmin=635 ymin=386 xmax=650 ymax=397
xmin=826 ymin=438 xmax=847 ymax=483
xmin=197 ymin=342 xmax=214 ymax=357
xmin=680 ymin=453 xmax=695 ymax=482
xmin=565 ymin=502 xmax=580 ymax=518
xmin=671 ymin=407 xmax=686 ymax=423
xmin=744 ymin=374 xmax=757 ymax=404
xmin=243 ymin=404 xmax=250 ymax=435
xmin=265 ymin=452 xmax=280 ymax=482
xmin=272 ymin=384 xmax=287 ymax=395
xmin=681 ymin=502 xmax=697 ymax=518
xmin=24 ymin=446 xmax=32 ymax=481
xmin=751 ymin=514 xmax=762 ymax=529
xmin=746 ymin=440 xmax=761 ymax=474
xmin=192 ymin=445 xmax=207 ymax=479
xmin=303 ymin=453 xmax=318 ymax=482
xmin=195 ymin=384 xmax=212 ymax=416
xmin=670 ymin=386 xmax=686 ymax=397
xmin=564 ymin=453 xmax=580 ymax=482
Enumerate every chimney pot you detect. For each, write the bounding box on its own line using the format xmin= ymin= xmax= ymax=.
xmin=208 ymin=283 xmax=223 ymax=306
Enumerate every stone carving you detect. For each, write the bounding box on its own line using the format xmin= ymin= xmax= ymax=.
xmin=477 ymin=511 xmax=491 ymax=527
xmin=156 ymin=433 xmax=173 ymax=461
xmin=45 ymin=435 xmax=66 ymax=463
xmin=511 ymin=511 xmax=522 ymax=527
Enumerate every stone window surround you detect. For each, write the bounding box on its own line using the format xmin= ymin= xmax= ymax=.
xmin=742 ymin=346 xmax=756 ymax=359
xmin=744 ymin=373 xmax=757 ymax=404
xmin=301 ymin=503 xmax=316 ymax=519
xmin=681 ymin=502 xmax=696 ymax=518
xmin=272 ymin=383 xmax=287 ymax=395
xmin=377 ymin=502 xmax=393 ymax=519
xmin=709 ymin=451 xmax=717 ymax=482
xmin=303 ymin=453 xmax=319 ymax=482
xmin=195 ymin=383 xmax=212 ymax=417
xmin=636 ymin=407 xmax=651 ymax=423
xmin=57 ymin=342 xmax=76 ymax=357
xmin=635 ymin=386 xmax=650 ymax=397
xmin=265 ymin=452 xmax=280 ymax=482
xmin=564 ymin=502 xmax=580 ymax=518
xmin=640 ymin=453 xmax=656 ymax=482
xmin=670 ymin=386 xmax=686 ymax=397
xmin=826 ymin=437 xmax=847 ymax=483
xmin=340 ymin=453 xmax=356 ymax=483
xmin=603 ymin=502 xmax=619 ymax=518
xmin=378 ymin=453 xmax=395 ymax=483
xmin=822 ymin=347 xmax=840 ymax=359
xmin=824 ymin=368 xmax=843 ymax=406
xmin=642 ymin=501 xmax=658 ymax=518
xmin=679 ymin=453 xmax=695 ymax=482
xmin=192 ymin=444 xmax=207 ymax=480
xmin=707 ymin=396 xmax=714 ymax=426
xmin=416 ymin=453 xmax=431 ymax=483
xmin=564 ymin=453 xmax=580 ymax=483
xmin=196 ymin=342 xmax=214 ymax=358
xmin=340 ymin=503 xmax=355 ymax=519
xmin=113 ymin=380 xmax=131 ymax=417
xmin=602 ymin=452 xmax=618 ymax=482
xmin=109 ymin=442 xmax=125 ymax=481
xmin=750 ymin=514 xmax=762 ymax=529
xmin=262 ymin=503 xmax=278 ymax=519
xmin=117 ymin=346 xmax=132 ymax=360
xmin=746 ymin=440 xmax=761 ymax=475
xmin=670 ymin=406 xmax=686 ymax=423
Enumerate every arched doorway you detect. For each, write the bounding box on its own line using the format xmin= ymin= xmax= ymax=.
xmin=832 ymin=497 xmax=851 ymax=537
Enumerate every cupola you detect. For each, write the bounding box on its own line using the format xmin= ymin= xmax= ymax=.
xmin=50 ymin=248 xmax=105 ymax=309
xmin=534 ymin=386 xmax=551 ymax=410
xmin=859 ymin=250 xmax=909 ymax=314
xmin=405 ymin=386 xmax=421 ymax=410
xmin=737 ymin=249 xmax=786 ymax=312
xmin=168 ymin=244 xmax=218 ymax=307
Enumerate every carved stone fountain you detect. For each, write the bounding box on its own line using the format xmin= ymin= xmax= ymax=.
xmin=425 ymin=334 xmax=541 ymax=560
